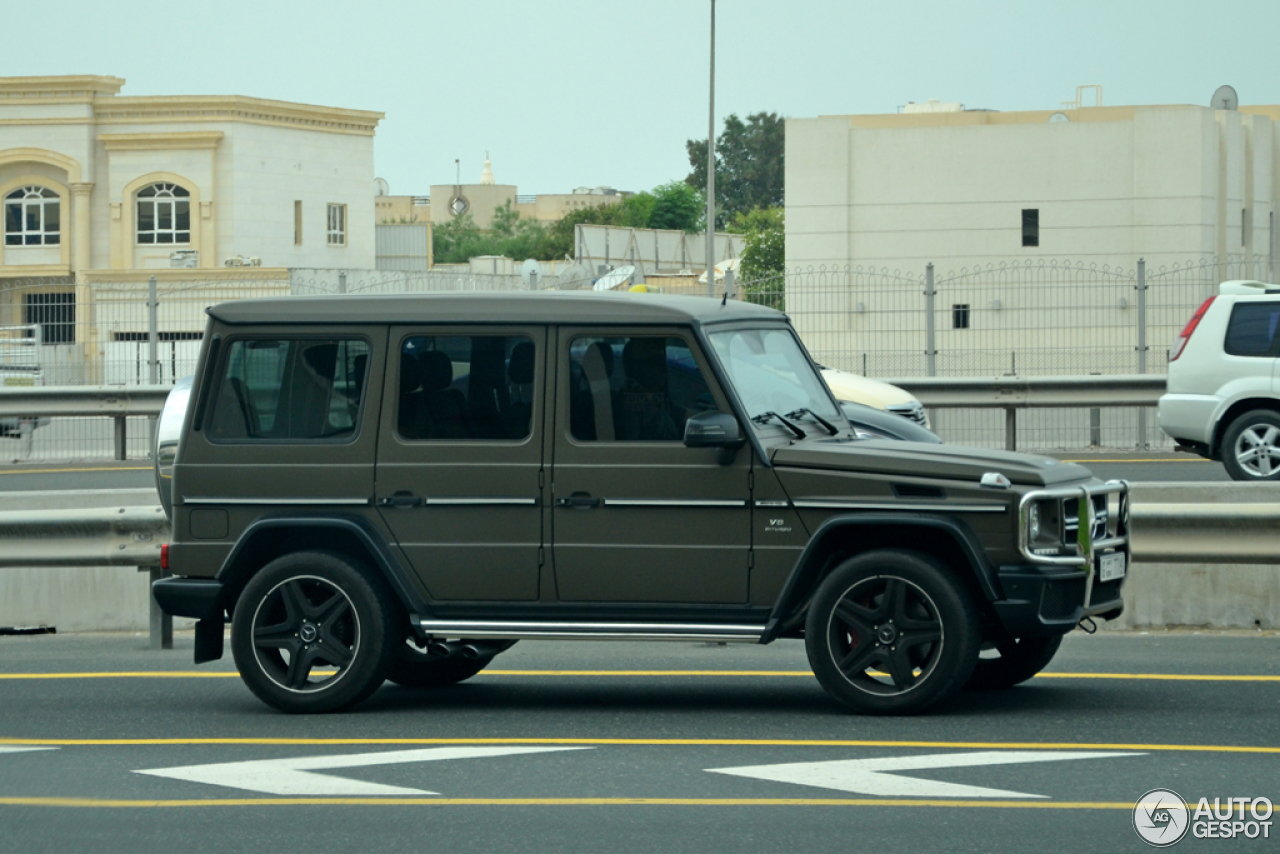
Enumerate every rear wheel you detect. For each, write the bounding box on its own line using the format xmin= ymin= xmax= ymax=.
xmin=805 ymin=550 xmax=981 ymax=715
xmin=966 ymin=635 xmax=1062 ymax=690
xmin=1222 ymin=410 xmax=1280 ymax=481
xmin=230 ymin=551 xmax=398 ymax=713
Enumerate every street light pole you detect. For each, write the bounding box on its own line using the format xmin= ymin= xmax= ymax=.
xmin=705 ymin=0 xmax=716 ymax=297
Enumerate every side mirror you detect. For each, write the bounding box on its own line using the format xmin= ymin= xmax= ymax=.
xmin=684 ymin=411 xmax=746 ymax=465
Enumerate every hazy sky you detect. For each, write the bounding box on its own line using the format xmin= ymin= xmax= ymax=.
xmin=6 ymin=0 xmax=1279 ymax=196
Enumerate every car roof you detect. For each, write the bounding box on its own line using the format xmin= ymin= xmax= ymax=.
xmin=207 ymin=290 xmax=785 ymax=327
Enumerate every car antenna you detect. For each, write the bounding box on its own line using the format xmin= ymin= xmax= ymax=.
xmin=721 ymin=291 xmax=728 ymax=306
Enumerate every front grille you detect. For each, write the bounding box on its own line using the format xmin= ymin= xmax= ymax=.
xmin=887 ymin=401 xmax=928 ymax=426
xmin=1039 ymin=577 xmax=1085 ymax=620
xmin=1064 ymin=495 xmax=1109 ymax=543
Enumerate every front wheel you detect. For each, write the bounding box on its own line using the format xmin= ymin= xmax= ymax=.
xmin=804 ymin=550 xmax=981 ymax=715
xmin=1222 ymin=410 xmax=1280 ymax=481
xmin=966 ymin=635 xmax=1062 ymax=690
xmin=230 ymin=551 xmax=398 ymax=713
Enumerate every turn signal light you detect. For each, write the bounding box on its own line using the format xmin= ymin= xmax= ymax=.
xmin=160 ymin=543 xmax=169 ymax=570
xmin=1170 ymin=296 xmax=1215 ymax=361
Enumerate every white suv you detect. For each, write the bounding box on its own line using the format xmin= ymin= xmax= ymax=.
xmin=1158 ymin=280 xmax=1280 ymax=480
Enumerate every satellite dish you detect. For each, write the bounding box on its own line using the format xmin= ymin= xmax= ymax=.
xmin=594 ymin=265 xmax=636 ymax=291
xmin=520 ymin=259 xmax=543 ymax=287
xmin=1211 ymin=85 xmax=1239 ymax=111
xmin=374 ymin=177 xmax=390 ymax=196
xmin=1048 ymin=112 xmax=1070 ymax=123
xmin=555 ymin=263 xmax=591 ymax=290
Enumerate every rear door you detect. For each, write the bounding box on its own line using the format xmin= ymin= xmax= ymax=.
xmin=548 ymin=326 xmax=751 ymax=603
xmin=375 ymin=326 xmax=546 ymax=601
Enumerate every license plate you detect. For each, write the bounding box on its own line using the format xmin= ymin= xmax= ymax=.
xmin=1098 ymin=552 xmax=1126 ymax=583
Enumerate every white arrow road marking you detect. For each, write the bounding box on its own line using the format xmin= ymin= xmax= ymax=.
xmin=0 ymin=746 xmax=57 ymax=755
xmin=135 ymin=746 xmax=590 ymax=796
xmin=707 ymin=751 xmax=1143 ymax=799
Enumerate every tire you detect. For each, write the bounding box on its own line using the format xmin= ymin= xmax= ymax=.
xmin=230 ymin=551 xmax=399 ymax=713
xmin=387 ymin=644 xmax=493 ymax=689
xmin=966 ymin=634 xmax=1062 ymax=690
xmin=1221 ymin=410 xmax=1280 ymax=481
xmin=804 ymin=549 xmax=981 ymax=715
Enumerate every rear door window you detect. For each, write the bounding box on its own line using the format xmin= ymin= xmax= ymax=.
xmin=208 ymin=337 xmax=370 ymax=442
xmin=1224 ymin=302 xmax=1280 ymax=357
xmin=397 ymin=334 xmax=535 ymax=441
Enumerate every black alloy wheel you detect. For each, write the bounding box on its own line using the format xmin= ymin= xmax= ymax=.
xmin=805 ymin=550 xmax=981 ymax=715
xmin=230 ymin=551 xmax=398 ymax=713
xmin=966 ymin=634 xmax=1063 ymax=690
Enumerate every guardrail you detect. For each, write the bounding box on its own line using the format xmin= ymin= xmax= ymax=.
xmin=0 ymin=482 xmax=1275 ymax=649
xmin=887 ymin=375 xmax=1167 ymax=450
xmin=1 ymin=378 xmax=1164 ymax=460
xmin=0 ymin=385 xmax=170 ymax=460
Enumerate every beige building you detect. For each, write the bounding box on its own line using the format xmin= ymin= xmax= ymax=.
xmin=0 ymin=74 xmax=382 ymax=380
xmin=376 ymin=155 xmax=626 ymax=229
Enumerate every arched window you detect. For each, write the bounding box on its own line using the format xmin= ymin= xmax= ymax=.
xmin=4 ymin=186 xmax=60 ymax=246
xmin=136 ymin=183 xmax=190 ymax=245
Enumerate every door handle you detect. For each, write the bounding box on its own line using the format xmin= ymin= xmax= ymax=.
xmin=378 ymin=491 xmax=423 ymax=508
xmin=557 ymin=492 xmax=601 ymax=509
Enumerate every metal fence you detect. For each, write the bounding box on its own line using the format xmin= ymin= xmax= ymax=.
xmin=0 ymin=254 xmax=1266 ymax=459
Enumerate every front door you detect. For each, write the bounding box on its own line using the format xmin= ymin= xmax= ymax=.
xmin=549 ymin=327 xmax=751 ymax=603
xmin=375 ymin=326 xmax=545 ymax=601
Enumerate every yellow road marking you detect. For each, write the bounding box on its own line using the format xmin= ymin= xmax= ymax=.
xmin=2 ymin=669 xmax=1278 ymax=682
xmin=0 ymin=796 xmax=1140 ymax=809
xmin=0 ymin=465 xmax=151 ymax=475
xmin=0 ymin=737 xmax=1276 ymax=753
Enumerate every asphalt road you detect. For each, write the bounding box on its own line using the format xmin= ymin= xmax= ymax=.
xmin=0 ymin=631 xmax=1276 ymax=853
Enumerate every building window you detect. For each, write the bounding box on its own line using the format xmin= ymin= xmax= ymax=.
xmin=25 ymin=293 xmax=75 ymax=344
xmin=327 ymin=203 xmax=346 ymax=246
xmin=4 ymin=186 xmax=60 ymax=246
xmin=953 ymin=304 xmax=970 ymax=330
xmin=137 ymin=183 xmax=191 ymax=245
xmin=294 ymin=201 xmax=303 ymax=245
xmin=1021 ymin=209 xmax=1039 ymax=247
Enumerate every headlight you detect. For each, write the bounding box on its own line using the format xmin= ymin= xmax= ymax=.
xmin=1026 ymin=498 xmax=1063 ymax=550
xmin=1028 ymin=502 xmax=1041 ymax=541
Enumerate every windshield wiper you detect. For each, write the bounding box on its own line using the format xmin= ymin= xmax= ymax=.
xmin=751 ymin=410 xmax=806 ymax=439
xmin=785 ymin=407 xmax=840 ymax=436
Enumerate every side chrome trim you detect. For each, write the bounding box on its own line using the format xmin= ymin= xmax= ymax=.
xmin=415 ymin=618 xmax=765 ymax=643
xmin=754 ymin=499 xmax=790 ymax=507
xmin=603 ymin=498 xmax=748 ymax=508
xmin=424 ymin=497 xmax=538 ymax=506
xmin=182 ymin=497 xmax=370 ymax=506
xmin=791 ymin=500 xmax=1006 ymax=514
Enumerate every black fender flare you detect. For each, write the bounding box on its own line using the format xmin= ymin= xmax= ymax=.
xmin=760 ymin=513 xmax=999 ymax=644
xmin=214 ymin=514 xmax=430 ymax=617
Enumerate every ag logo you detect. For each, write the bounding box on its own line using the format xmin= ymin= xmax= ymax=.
xmin=1133 ymin=788 xmax=1190 ymax=847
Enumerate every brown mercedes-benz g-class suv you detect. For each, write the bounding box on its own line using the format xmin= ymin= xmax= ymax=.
xmin=153 ymin=292 xmax=1129 ymax=715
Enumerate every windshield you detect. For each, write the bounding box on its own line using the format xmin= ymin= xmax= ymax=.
xmin=707 ymin=327 xmax=842 ymax=427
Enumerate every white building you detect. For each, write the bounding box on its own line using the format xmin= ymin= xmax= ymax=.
xmin=0 ymin=75 xmax=382 ymax=380
xmin=786 ymin=99 xmax=1279 ymax=273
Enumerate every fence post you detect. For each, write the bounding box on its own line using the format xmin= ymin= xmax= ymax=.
xmin=113 ymin=416 xmax=126 ymax=461
xmin=925 ymin=263 xmax=937 ymax=377
xmin=338 ymin=270 xmax=347 ymax=294
xmin=1005 ymin=407 xmax=1017 ymax=452
xmin=1136 ymin=258 xmax=1148 ymax=449
xmin=147 ymin=275 xmax=159 ymax=458
xmin=724 ymin=266 xmax=735 ymax=299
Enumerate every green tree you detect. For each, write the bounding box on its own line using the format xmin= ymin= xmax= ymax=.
xmin=431 ymin=212 xmax=486 ymax=264
xmin=648 ymin=181 xmax=703 ymax=232
xmin=730 ymin=206 xmax=784 ymax=310
xmin=686 ymin=112 xmax=785 ymax=228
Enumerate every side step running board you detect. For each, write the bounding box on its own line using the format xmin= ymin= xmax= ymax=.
xmin=413 ymin=617 xmax=765 ymax=643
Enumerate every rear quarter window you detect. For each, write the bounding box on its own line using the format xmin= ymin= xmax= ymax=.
xmin=207 ymin=337 xmax=370 ymax=442
xmin=1224 ymin=302 xmax=1280 ymax=357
